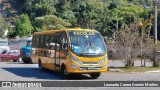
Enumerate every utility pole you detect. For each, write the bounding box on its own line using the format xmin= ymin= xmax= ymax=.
xmin=153 ymin=0 xmax=158 ymax=44
xmin=153 ymin=0 xmax=159 ymax=67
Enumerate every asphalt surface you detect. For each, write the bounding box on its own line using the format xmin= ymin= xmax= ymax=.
xmin=0 ymin=60 xmax=157 ymax=81
xmin=0 ymin=61 xmax=160 ymax=90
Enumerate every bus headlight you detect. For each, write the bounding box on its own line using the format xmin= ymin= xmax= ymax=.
xmin=102 ymin=64 xmax=108 ymax=68
xmin=99 ymin=56 xmax=108 ymax=64
xmin=70 ymin=54 xmax=82 ymax=64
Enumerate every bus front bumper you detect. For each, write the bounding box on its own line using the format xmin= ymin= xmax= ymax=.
xmin=66 ymin=63 xmax=108 ymax=73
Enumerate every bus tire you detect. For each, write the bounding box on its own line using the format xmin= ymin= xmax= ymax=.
xmin=89 ymin=73 xmax=101 ymax=79
xmin=61 ymin=65 xmax=70 ymax=78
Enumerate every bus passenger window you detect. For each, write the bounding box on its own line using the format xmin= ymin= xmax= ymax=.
xmin=56 ymin=43 xmax=60 ymax=51
xmin=50 ymin=50 xmax=55 ymax=58
xmin=49 ymin=43 xmax=55 ymax=49
xmin=61 ymin=37 xmax=67 ymax=50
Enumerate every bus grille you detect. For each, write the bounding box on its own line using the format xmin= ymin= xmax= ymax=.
xmin=82 ymin=62 xmax=99 ymax=65
xmin=80 ymin=67 xmax=101 ymax=70
xmin=20 ymin=51 xmax=26 ymax=55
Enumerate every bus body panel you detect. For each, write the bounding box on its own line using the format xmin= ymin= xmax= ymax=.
xmin=65 ymin=52 xmax=108 ymax=73
xmin=31 ymin=28 xmax=108 ymax=74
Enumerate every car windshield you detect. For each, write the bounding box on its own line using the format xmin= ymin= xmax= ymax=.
xmin=69 ymin=31 xmax=106 ymax=56
xmin=1 ymin=50 xmax=7 ymax=54
xmin=26 ymin=41 xmax=32 ymax=46
xmin=0 ymin=41 xmax=8 ymax=46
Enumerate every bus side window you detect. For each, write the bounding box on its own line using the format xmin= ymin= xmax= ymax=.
xmin=49 ymin=34 xmax=57 ymax=58
xmin=45 ymin=34 xmax=50 ymax=49
xmin=49 ymin=43 xmax=55 ymax=50
xmin=61 ymin=37 xmax=67 ymax=50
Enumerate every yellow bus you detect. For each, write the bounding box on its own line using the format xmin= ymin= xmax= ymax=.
xmin=31 ymin=28 xmax=108 ymax=78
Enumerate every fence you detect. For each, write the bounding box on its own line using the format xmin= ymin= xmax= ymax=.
xmin=9 ymin=38 xmax=27 ymax=50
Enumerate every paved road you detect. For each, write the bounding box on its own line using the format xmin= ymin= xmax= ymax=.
xmin=0 ymin=61 xmax=160 ymax=90
xmin=0 ymin=61 xmax=159 ymax=81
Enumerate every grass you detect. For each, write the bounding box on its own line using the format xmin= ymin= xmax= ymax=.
xmin=109 ymin=66 xmax=160 ymax=73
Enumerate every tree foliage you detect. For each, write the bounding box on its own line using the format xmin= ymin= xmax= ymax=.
xmin=33 ymin=15 xmax=71 ymax=32
xmin=15 ymin=14 xmax=33 ymax=37
xmin=0 ymin=16 xmax=8 ymax=38
xmin=6 ymin=0 xmax=154 ymax=38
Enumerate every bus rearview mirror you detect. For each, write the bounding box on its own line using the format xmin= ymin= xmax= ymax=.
xmin=103 ymin=37 xmax=107 ymax=44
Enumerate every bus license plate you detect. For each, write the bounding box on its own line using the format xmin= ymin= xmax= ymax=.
xmin=88 ymin=67 xmax=96 ymax=70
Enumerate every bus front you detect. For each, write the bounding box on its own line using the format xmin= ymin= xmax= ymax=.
xmin=67 ymin=30 xmax=108 ymax=78
xmin=20 ymin=38 xmax=32 ymax=64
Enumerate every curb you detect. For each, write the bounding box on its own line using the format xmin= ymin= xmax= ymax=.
xmin=108 ymin=69 xmax=124 ymax=72
xmin=146 ymin=70 xmax=160 ymax=73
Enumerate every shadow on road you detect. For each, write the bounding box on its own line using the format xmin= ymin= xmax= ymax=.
xmin=2 ymin=67 xmax=63 ymax=80
xmin=2 ymin=67 xmax=95 ymax=80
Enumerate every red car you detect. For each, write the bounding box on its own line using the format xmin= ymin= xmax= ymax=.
xmin=0 ymin=50 xmax=20 ymax=62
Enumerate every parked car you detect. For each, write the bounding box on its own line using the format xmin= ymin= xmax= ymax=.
xmin=0 ymin=50 xmax=20 ymax=62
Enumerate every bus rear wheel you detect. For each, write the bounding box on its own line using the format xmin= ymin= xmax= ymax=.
xmin=89 ymin=73 xmax=101 ymax=79
xmin=61 ymin=65 xmax=70 ymax=78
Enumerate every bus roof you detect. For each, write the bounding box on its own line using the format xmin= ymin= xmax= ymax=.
xmin=33 ymin=28 xmax=97 ymax=35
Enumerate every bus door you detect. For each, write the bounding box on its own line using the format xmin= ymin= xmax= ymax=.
xmin=54 ymin=32 xmax=68 ymax=71
xmin=54 ymin=43 xmax=61 ymax=70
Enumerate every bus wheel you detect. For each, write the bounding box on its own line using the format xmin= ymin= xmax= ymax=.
xmin=61 ymin=65 xmax=70 ymax=78
xmin=89 ymin=73 xmax=101 ymax=79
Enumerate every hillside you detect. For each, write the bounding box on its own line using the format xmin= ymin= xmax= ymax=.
xmin=0 ymin=0 xmax=158 ymax=39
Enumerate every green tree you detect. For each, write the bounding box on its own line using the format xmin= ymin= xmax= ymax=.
xmin=33 ymin=15 xmax=71 ymax=32
xmin=0 ymin=16 xmax=8 ymax=38
xmin=128 ymin=0 xmax=153 ymax=7
xmin=71 ymin=0 xmax=110 ymax=30
xmin=108 ymin=0 xmax=128 ymax=10
xmin=15 ymin=14 xmax=33 ymax=37
xmin=62 ymin=10 xmax=77 ymax=27
xmin=109 ymin=6 xmax=144 ymax=35
xmin=11 ymin=0 xmax=152 ymax=38
xmin=22 ymin=0 xmax=58 ymax=20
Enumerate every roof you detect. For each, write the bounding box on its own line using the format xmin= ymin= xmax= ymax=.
xmin=33 ymin=27 xmax=96 ymax=35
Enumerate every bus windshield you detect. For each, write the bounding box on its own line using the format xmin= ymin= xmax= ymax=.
xmin=69 ymin=31 xmax=106 ymax=56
